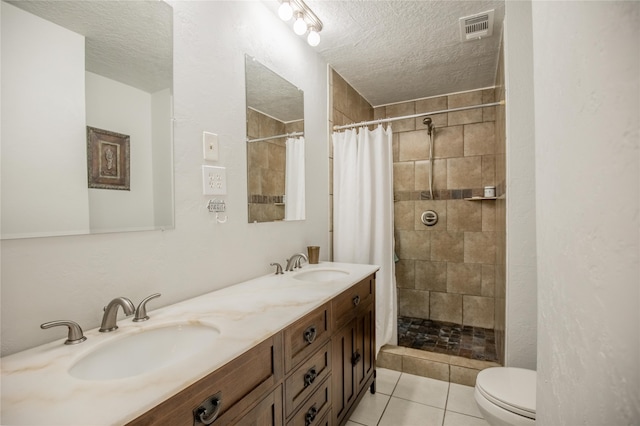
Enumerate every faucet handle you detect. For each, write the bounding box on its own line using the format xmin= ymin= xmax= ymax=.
xmin=270 ymin=262 xmax=284 ymax=275
xmin=294 ymin=253 xmax=308 ymax=269
xmin=41 ymin=320 xmax=87 ymax=345
xmin=133 ymin=293 xmax=161 ymax=322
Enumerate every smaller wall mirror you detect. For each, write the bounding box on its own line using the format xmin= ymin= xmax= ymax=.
xmin=245 ymin=55 xmax=305 ymax=223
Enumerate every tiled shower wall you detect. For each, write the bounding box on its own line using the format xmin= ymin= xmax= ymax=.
xmin=375 ymin=89 xmax=498 ymax=330
xmin=329 ymin=68 xmax=506 ymax=353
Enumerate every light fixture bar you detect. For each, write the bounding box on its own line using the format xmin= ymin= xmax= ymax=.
xmin=289 ymin=0 xmax=323 ymax=32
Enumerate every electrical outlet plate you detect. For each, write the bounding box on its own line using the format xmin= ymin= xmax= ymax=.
xmin=203 ymin=132 xmax=219 ymax=161
xmin=202 ymin=166 xmax=226 ymax=195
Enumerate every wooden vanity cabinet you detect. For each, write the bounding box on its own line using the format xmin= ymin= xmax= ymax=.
xmin=330 ymin=275 xmax=376 ymax=426
xmin=126 ymin=334 xmax=283 ymax=426
xmin=127 ymin=274 xmax=376 ymax=426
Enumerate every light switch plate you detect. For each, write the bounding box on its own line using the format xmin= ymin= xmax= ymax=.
xmin=203 ymin=132 xmax=219 ymax=161
xmin=202 ymin=166 xmax=226 ymax=195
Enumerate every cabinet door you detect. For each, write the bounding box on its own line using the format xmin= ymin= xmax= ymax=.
xmin=354 ymin=302 xmax=375 ymax=393
xmin=331 ymin=319 xmax=357 ymax=425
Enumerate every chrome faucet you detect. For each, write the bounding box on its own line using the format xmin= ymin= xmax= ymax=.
xmin=99 ymin=297 xmax=135 ymax=332
xmin=285 ymin=253 xmax=308 ymax=271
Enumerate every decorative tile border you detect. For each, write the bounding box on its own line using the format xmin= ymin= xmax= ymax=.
xmin=248 ymin=194 xmax=284 ymax=204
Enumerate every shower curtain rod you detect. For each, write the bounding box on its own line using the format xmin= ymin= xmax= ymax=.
xmin=246 ymin=131 xmax=303 ymax=143
xmin=332 ymin=100 xmax=505 ymax=131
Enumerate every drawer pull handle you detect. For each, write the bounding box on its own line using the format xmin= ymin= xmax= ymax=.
xmin=304 ymin=367 xmax=318 ymax=387
xmin=351 ymin=350 xmax=361 ymax=365
xmin=303 ymin=325 xmax=317 ymax=344
xmin=352 ymin=295 xmax=361 ymax=306
xmin=193 ymin=392 xmax=222 ymax=425
xmin=305 ymin=404 xmax=318 ymax=426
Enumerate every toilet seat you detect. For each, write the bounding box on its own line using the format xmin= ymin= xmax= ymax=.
xmin=476 ymin=367 xmax=536 ymax=420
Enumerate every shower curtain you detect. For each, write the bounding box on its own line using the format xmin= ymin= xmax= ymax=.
xmin=332 ymin=125 xmax=397 ymax=354
xmin=285 ymin=136 xmax=305 ymax=221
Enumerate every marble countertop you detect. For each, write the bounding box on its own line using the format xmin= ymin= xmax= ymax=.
xmin=0 ymin=262 xmax=379 ymax=425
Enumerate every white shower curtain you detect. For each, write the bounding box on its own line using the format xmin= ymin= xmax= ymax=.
xmin=332 ymin=125 xmax=397 ymax=354
xmin=285 ymin=136 xmax=305 ymax=221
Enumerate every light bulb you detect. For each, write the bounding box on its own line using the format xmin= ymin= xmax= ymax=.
xmin=307 ymin=28 xmax=320 ymax=46
xmin=278 ymin=1 xmax=293 ymax=21
xmin=293 ymin=15 xmax=307 ymax=35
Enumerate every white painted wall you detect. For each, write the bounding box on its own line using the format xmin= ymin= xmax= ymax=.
xmin=0 ymin=1 xmax=329 ymax=356
xmin=503 ymin=1 xmax=537 ymax=370
xmin=531 ymin=1 xmax=639 ymax=424
xmin=85 ymin=72 xmax=155 ymax=232
xmin=1 ymin=2 xmax=90 ymax=238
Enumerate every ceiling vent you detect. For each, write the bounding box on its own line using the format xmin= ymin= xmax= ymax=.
xmin=459 ymin=9 xmax=495 ymax=42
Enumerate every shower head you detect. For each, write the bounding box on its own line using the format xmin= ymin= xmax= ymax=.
xmin=423 ymin=117 xmax=434 ymax=135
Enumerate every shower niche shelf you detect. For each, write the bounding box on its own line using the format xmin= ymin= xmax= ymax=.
xmin=464 ymin=196 xmax=498 ymax=201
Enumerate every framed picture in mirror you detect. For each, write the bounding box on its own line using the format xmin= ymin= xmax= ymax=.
xmin=87 ymin=126 xmax=130 ymax=190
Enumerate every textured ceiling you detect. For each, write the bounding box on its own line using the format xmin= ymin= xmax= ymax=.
xmin=12 ymin=1 xmax=503 ymax=107
xmin=305 ymin=0 xmax=505 ymax=106
xmin=8 ymin=1 xmax=172 ymax=94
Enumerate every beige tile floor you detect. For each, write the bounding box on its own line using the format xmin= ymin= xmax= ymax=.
xmin=347 ymin=368 xmax=490 ymax=426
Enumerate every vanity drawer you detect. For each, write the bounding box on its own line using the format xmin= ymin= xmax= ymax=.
xmin=285 ymin=341 xmax=332 ymax=417
xmin=225 ymin=384 xmax=283 ymax=426
xmin=332 ymin=275 xmax=375 ymax=330
xmin=312 ymin=408 xmax=332 ymax=426
xmin=286 ymin=376 xmax=332 ymax=426
xmin=284 ymin=303 xmax=331 ymax=373
xmin=126 ymin=333 xmax=283 ymax=426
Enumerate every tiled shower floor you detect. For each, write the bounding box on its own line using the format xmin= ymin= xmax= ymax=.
xmin=398 ymin=316 xmax=498 ymax=362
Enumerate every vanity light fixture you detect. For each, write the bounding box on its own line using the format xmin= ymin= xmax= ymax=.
xmin=277 ymin=0 xmax=323 ymax=46
xmin=307 ymin=26 xmax=320 ymax=46
xmin=278 ymin=0 xmax=293 ymax=21
xmin=293 ymin=12 xmax=308 ymax=35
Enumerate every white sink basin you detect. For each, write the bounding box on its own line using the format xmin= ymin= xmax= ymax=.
xmin=69 ymin=323 xmax=220 ymax=381
xmin=294 ymin=268 xmax=350 ymax=282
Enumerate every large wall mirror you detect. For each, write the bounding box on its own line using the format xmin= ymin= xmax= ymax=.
xmin=245 ymin=55 xmax=305 ymax=223
xmin=1 ymin=0 xmax=174 ymax=239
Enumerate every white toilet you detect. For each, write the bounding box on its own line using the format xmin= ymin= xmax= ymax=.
xmin=474 ymin=367 xmax=536 ymax=426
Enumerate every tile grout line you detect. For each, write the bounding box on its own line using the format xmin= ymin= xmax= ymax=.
xmin=441 ymin=382 xmax=451 ymax=426
xmin=375 ymin=372 xmax=403 ymax=426
xmin=366 ymin=370 xmax=484 ymax=426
